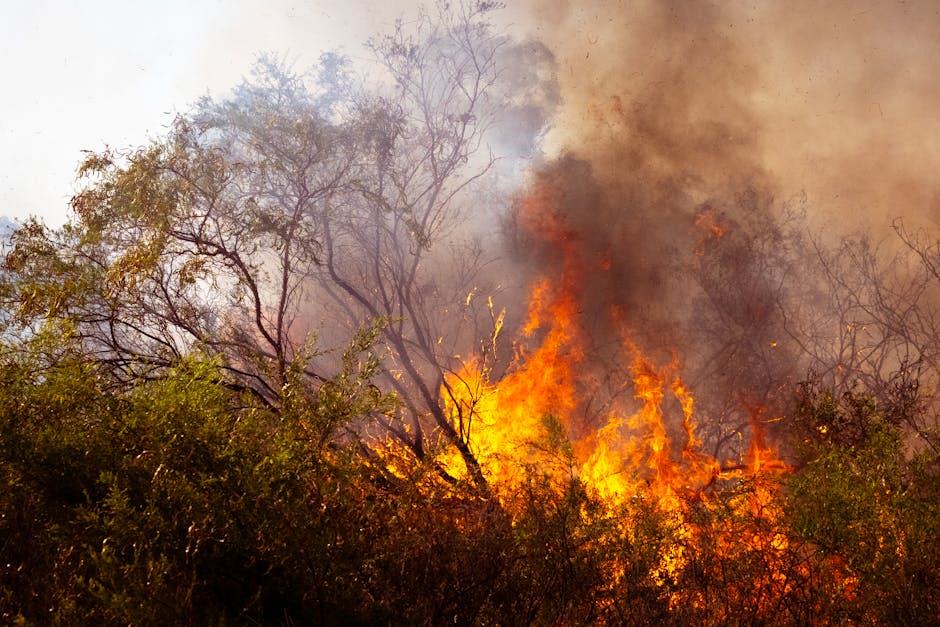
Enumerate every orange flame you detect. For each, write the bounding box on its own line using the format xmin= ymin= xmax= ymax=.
xmin=445 ymin=178 xmax=786 ymax=494
xmin=441 ymin=177 xmax=794 ymax=610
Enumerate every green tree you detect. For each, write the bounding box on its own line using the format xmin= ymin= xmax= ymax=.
xmin=786 ymin=383 xmax=940 ymax=623
xmin=0 ymin=317 xmax=406 ymax=623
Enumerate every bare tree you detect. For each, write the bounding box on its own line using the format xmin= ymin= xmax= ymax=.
xmin=693 ymin=208 xmax=940 ymax=454
xmin=308 ymin=1 xmax=511 ymax=486
xmin=675 ymin=193 xmax=809 ymax=461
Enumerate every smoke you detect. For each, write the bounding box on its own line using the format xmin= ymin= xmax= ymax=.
xmin=509 ymin=0 xmax=940 ymax=231
xmin=751 ymin=0 xmax=940 ymax=232
xmin=502 ymin=1 xmax=779 ymax=354
xmin=481 ymin=0 xmax=940 ymax=448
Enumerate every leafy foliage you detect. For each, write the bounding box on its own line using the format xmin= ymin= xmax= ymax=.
xmin=0 ymin=0 xmax=539 ymax=489
xmin=786 ymin=383 xmax=940 ymax=623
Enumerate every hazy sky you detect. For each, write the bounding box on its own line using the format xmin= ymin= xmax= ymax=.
xmin=1 ymin=0 xmax=414 ymax=225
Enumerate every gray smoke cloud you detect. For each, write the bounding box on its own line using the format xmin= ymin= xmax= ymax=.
xmin=502 ymin=1 xmax=778 ymax=349
xmin=482 ymin=0 xmax=940 ymax=452
xmin=509 ymin=0 xmax=940 ymax=233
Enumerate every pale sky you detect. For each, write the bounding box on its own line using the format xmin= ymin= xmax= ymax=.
xmin=1 ymin=0 xmax=413 ymax=226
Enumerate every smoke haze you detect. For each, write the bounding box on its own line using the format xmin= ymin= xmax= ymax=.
xmin=502 ymin=0 xmax=940 ymax=234
xmin=476 ymin=0 xmax=940 ymax=446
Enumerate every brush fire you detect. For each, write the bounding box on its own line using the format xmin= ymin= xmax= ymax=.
xmin=3 ymin=1 xmax=939 ymax=623
xmin=433 ymin=172 xmax=808 ymax=615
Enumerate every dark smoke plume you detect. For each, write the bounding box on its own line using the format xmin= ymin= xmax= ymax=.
xmin=511 ymin=0 xmax=940 ymax=231
xmin=493 ymin=0 xmax=940 ymax=453
xmin=505 ymin=1 xmax=779 ymax=356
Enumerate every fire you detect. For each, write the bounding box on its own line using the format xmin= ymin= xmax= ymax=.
xmin=442 ymin=274 xmax=582 ymax=487
xmin=443 ymin=178 xmax=786 ymax=500
xmin=440 ymin=176 xmax=795 ymax=610
xmin=576 ymin=347 xmax=721 ymax=511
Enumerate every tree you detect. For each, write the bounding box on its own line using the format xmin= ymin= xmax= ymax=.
xmin=786 ymin=383 xmax=940 ymax=623
xmin=684 ymin=192 xmax=809 ymax=461
xmin=682 ymin=195 xmax=940 ymax=462
xmin=1 ymin=1 xmax=555 ymax=487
